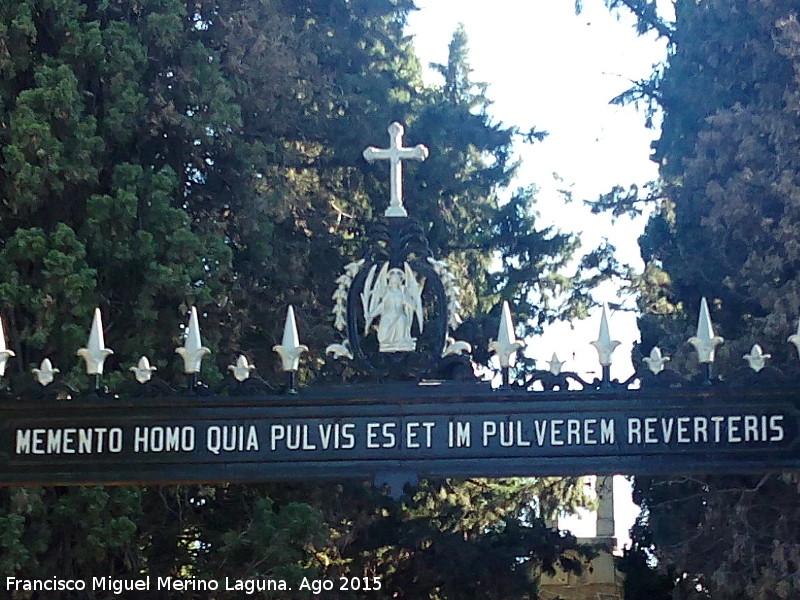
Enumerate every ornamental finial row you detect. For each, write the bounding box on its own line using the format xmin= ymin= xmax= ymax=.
xmin=640 ymin=297 xmax=799 ymax=376
xmin=494 ymin=297 xmax=800 ymax=382
xmin=3 ymin=296 xmax=799 ymax=389
xmin=489 ymin=302 xmax=625 ymax=384
xmin=0 ymin=306 xmax=306 ymax=388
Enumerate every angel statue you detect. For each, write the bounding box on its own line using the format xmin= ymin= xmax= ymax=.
xmin=361 ymin=262 xmax=424 ymax=352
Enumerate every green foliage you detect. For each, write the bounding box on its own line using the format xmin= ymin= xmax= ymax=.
xmin=0 ymin=487 xmax=143 ymax=585
xmin=0 ymin=0 xmax=599 ymax=596
xmin=268 ymin=479 xmax=592 ymax=600
xmin=605 ymin=0 xmax=800 ymax=597
xmin=615 ymin=517 xmax=674 ymax=600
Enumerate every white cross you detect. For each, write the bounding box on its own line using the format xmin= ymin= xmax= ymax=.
xmin=362 ymin=122 xmax=429 ymax=217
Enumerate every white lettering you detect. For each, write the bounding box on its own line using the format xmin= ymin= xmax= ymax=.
xmin=677 ymin=417 xmax=691 ymax=443
xmin=693 ymin=416 xmax=708 ymax=442
xmin=421 ymin=422 xmax=435 ymax=448
xmin=456 ymin=421 xmax=470 ymax=447
xmin=207 ymin=425 xmax=258 ymax=454
xmin=16 ymin=427 xmax=122 ymax=455
xmin=550 ymin=420 xmax=564 ymax=446
xmin=367 ymin=423 xmax=380 ymax=449
xmin=341 ymin=423 xmax=356 ymax=448
xmin=584 ymin=419 xmax=597 ymax=445
xmin=743 ymin=415 xmax=758 ymax=442
xmin=135 ymin=426 xmax=194 ymax=453
xmin=515 ymin=421 xmax=531 ymax=446
xmin=660 ymin=418 xmax=674 ymax=443
xmin=770 ymin=415 xmax=785 ymax=442
xmin=449 ymin=421 xmax=471 ymax=447
xmin=534 ymin=420 xmax=547 ymax=446
xmin=628 ymin=418 xmax=642 ymax=444
xmin=499 ymin=422 xmax=513 ymax=447
xmin=728 ymin=416 xmax=742 ymax=443
xmin=644 ymin=418 xmax=658 ymax=444
xmin=270 ymin=425 xmax=285 ymax=450
xmin=600 ymin=419 xmax=615 ymax=444
xmin=483 ymin=421 xmax=496 ymax=446
xmin=15 ymin=430 xmax=31 ymax=454
xmin=367 ymin=423 xmax=396 ymax=448
xmin=711 ymin=416 xmax=725 ymax=442
xmin=406 ymin=422 xmax=421 ymax=449
xmin=567 ymin=419 xmax=581 ymax=445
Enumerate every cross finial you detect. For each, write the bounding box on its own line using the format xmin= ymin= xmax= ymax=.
xmin=362 ymin=122 xmax=429 ymax=217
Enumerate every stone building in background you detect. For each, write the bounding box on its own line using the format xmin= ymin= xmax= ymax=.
xmin=540 ymin=476 xmax=624 ymax=600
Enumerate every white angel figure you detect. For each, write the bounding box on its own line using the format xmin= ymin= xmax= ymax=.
xmin=362 ymin=262 xmax=423 ymax=352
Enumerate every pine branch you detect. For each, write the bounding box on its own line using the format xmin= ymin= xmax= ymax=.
xmin=611 ymin=0 xmax=675 ymax=41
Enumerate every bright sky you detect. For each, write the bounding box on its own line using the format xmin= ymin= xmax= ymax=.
xmin=406 ymin=0 xmax=671 ymax=546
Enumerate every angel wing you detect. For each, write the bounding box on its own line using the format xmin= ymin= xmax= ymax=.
xmin=403 ymin=262 xmax=424 ymax=333
xmin=360 ymin=264 xmax=377 ymax=324
xmin=362 ymin=262 xmax=389 ymax=334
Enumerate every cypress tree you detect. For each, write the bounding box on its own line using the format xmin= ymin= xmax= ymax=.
xmin=0 ymin=2 xmax=600 ymax=597
xmin=602 ymin=0 xmax=800 ymax=596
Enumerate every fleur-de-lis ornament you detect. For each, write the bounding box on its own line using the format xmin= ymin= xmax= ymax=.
xmin=489 ymin=301 xmax=524 ymax=369
xmin=788 ymin=318 xmax=800 ymax=358
xmin=688 ymin=297 xmax=724 ymax=363
xmin=33 ymin=358 xmax=59 ymax=387
xmin=326 ymin=340 xmax=354 ymax=360
xmin=743 ymin=344 xmax=770 ymax=373
xmin=442 ymin=337 xmax=472 ymax=358
xmin=273 ymin=306 xmax=308 ymax=372
xmin=175 ymin=307 xmax=211 ymax=374
xmin=590 ymin=304 xmax=621 ymax=368
xmin=130 ymin=356 xmax=158 ymax=384
xmin=228 ymin=355 xmax=256 ymax=382
xmin=547 ymin=353 xmax=566 ymax=376
xmin=643 ymin=347 xmax=670 ymax=375
xmin=76 ymin=308 xmax=114 ymax=375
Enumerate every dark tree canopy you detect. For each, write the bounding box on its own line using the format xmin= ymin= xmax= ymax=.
xmin=603 ymin=0 xmax=800 ymax=597
xmin=0 ymin=1 xmax=600 ymax=598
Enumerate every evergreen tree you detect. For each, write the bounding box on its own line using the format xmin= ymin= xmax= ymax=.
xmin=600 ymin=0 xmax=800 ymax=597
xmin=0 ymin=2 xmax=599 ymax=597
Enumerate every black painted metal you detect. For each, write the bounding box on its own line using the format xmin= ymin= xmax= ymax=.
xmin=1 ymin=382 xmax=798 ymax=493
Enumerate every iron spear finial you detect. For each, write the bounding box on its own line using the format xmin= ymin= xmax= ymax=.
xmin=489 ymin=301 xmax=524 ymax=369
xmin=0 ymin=316 xmax=15 ymax=378
xmin=175 ymin=307 xmax=211 ymax=374
xmin=590 ymin=304 xmax=621 ymax=368
xmin=688 ymin=297 xmax=724 ymax=364
xmin=76 ymin=308 xmax=114 ymax=375
xmin=273 ymin=306 xmax=309 ymax=372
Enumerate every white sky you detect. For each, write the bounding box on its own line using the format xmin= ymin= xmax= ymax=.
xmin=406 ymin=0 xmax=671 ymax=546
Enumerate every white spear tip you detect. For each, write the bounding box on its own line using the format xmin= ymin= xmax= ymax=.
xmin=77 ymin=307 xmax=113 ymax=375
xmin=274 ymin=306 xmax=308 ymax=371
xmin=489 ymin=302 xmax=524 ymax=368
xmin=590 ymin=304 xmax=621 ymax=367
xmin=175 ymin=307 xmax=211 ymax=374
xmin=688 ymin=297 xmax=724 ymax=363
